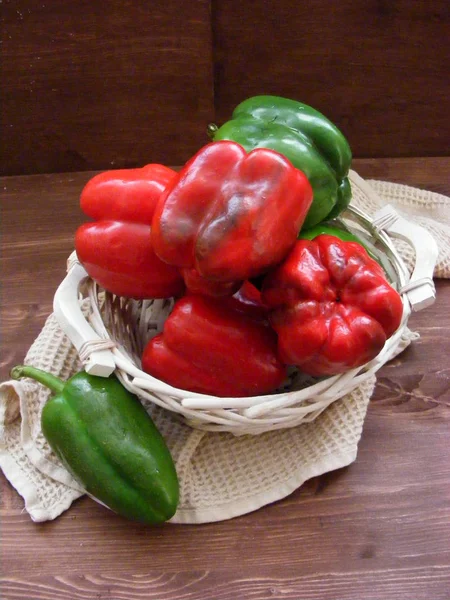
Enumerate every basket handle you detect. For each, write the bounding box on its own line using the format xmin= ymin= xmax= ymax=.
xmin=372 ymin=205 xmax=438 ymax=310
xmin=349 ymin=171 xmax=439 ymax=311
xmin=53 ymin=252 xmax=116 ymax=377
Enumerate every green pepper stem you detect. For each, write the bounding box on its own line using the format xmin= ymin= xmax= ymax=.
xmin=206 ymin=123 xmax=218 ymax=139
xmin=10 ymin=365 xmax=65 ymax=394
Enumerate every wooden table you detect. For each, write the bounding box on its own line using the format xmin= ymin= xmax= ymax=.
xmin=1 ymin=158 xmax=449 ymax=600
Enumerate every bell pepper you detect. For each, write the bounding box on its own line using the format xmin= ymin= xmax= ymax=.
xmin=151 ymin=141 xmax=313 ymax=285
xmin=300 ymin=223 xmax=366 ymax=244
xmin=208 ymin=95 xmax=352 ymax=228
xmin=299 ymin=222 xmax=380 ymax=263
xmin=261 ymin=235 xmax=404 ymax=376
xmin=181 ymin=267 xmax=241 ymax=297
xmin=11 ymin=365 xmax=179 ymax=524
xmin=75 ymin=164 xmax=185 ymax=299
xmin=141 ymin=295 xmax=287 ymax=397
xmin=223 ymin=280 xmax=269 ymax=321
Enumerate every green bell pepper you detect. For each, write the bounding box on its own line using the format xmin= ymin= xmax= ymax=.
xmin=11 ymin=365 xmax=179 ymax=524
xmin=208 ymin=95 xmax=352 ymax=228
xmin=299 ymin=223 xmax=365 ymax=243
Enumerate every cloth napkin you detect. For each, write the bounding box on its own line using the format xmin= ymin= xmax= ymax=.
xmin=1 ymin=175 xmax=449 ymax=524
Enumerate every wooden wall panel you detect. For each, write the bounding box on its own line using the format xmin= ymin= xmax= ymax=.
xmin=1 ymin=0 xmax=214 ymax=175
xmin=212 ymin=0 xmax=450 ymax=158
xmin=2 ymin=0 xmax=449 ymax=175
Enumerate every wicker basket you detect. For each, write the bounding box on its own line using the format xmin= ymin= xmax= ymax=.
xmin=53 ymin=171 xmax=438 ymax=435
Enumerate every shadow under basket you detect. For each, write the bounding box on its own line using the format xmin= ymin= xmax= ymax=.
xmin=53 ymin=171 xmax=438 ymax=435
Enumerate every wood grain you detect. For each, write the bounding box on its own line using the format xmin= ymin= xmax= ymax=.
xmin=212 ymin=0 xmax=450 ymax=159
xmin=1 ymin=0 xmax=214 ymax=176
xmin=1 ymin=158 xmax=449 ymax=600
xmin=352 ymin=157 xmax=450 ymax=196
xmin=1 ymin=566 xmax=450 ymax=600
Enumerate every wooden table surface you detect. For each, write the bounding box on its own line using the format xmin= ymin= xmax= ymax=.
xmin=1 ymin=158 xmax=449 ymax=600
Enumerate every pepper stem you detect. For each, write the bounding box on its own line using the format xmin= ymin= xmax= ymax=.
xmin=206 ymin=123 xmax=218 ymax=139
xmin=10 ymin=365 xmax=65 ymax=395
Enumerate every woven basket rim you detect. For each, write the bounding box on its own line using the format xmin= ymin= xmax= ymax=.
xmin=79 ymin=207 xmax=412 ymax=433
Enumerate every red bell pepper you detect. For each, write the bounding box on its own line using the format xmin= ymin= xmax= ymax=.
xmin=75 ymin=164 xmax=185 ymax=300
xmin=181 ymin=267 xmax=241 ymax=297
xmin=262 ymin=235 xmax=404 ymax=376
xmin=151 ymin=141 xmax=313 ymax=285
xmin=141 ymin=295 xmax=287 ymax=397
xmin=222 ymin=280 xmax=269 ymax=321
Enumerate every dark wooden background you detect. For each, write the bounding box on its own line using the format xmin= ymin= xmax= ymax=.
xmin=1 ymin=3 xmax=450 ymax=599
xmin=1 ymin=0 xmax=449 ymax=176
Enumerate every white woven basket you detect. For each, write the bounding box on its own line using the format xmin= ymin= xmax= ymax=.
xmin=53 ymin=171 xmax=438 ymax=435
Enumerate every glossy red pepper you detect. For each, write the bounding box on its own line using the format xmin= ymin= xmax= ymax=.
xmin=141 ymin=295 xmax=287 ymax=397
xmin=151 ymin=141 xmax=313 ymax=285
xmin=75 ymin=164 xmax=185 ymax=299
xmin=181 ymin=267 xmax=241 ymax=297
xmin=222 ymin=280 xmax=269 ymax=321
xmin=262 ymin=235 xmax=404 ymax=376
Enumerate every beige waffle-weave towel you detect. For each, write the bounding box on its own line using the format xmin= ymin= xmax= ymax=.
xmin=1 ymin=176 xmax=449 ymax=524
